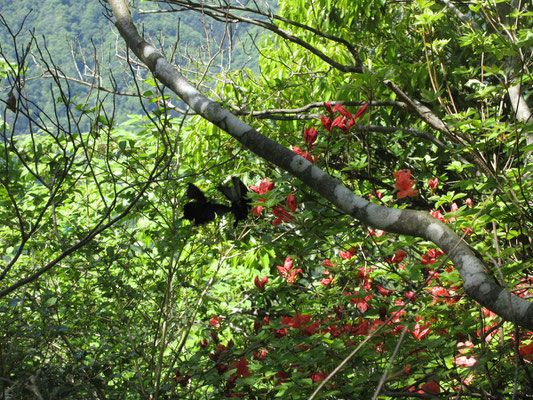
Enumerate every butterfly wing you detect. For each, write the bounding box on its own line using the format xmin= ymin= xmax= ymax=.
xmin=217 ymin=177 xmax=250 ymax=226
xmin=217 ymin=177 xmax=248 ymax=202
xmin=212 ymin=203 xmax=232 ymax=216
xmin=186 ymin=183 xmax=207 ymax=203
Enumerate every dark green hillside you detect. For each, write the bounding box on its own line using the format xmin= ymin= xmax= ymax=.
xmin=0 ymin=0 xmax=268 ymax=131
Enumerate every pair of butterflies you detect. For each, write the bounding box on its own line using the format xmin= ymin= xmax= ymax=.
xmin=183 ymin=177 xmax=251 ymax=226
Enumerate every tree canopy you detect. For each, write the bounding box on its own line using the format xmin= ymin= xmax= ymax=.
xmin=1 ymin=0 xmax=533 ymax=399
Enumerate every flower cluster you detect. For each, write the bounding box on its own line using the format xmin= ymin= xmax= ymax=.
xmin=277 ymin=257 xmax=302 ymax=284
xmin=321 ymin=102 xmax=368 ymax=133
xmin=393 ymin=169 xmax=418 ymax=199
xmin=249 ymin=178 xmax=298 ymax=226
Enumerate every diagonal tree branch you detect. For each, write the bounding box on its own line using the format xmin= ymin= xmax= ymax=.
xmin=106 ymin=0 xmax=533 ymax=330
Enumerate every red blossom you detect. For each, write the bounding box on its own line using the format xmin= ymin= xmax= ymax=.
xmin=321 ymin=115 xmax=332 ymax=131
xmin=309 ymin=371 xmax=328 ymax=382
xmin=210 ymin=316 xmax=222 ymax=328
xmin=393 ymin=169 xmax=418 ymax=199
xmin=346 ymin=291 xmax=373 ymax=312
xmin=339 ymin=247 xmax=356 ymax=260
xmin=303 ymin=126 xmax=318 ymax=146
xmin=324 ymin=101 xmax=333 ymax=114
xmin=252 ymin=200 xmax=265 ymax=216
xmin=353 ymin=103 xmax=369 ymax=120
xmin=367 ymin=228 xmax=384 ymax=237
xmin=173 ymin=369 xmax=191 ymax=386
xmin=249 ymin=178 xmax=275 ymax=195
xmin=376 ymin=285 xmax=393 ymax=297
xmin=405 ymin=291 xmax=417 ymax=303
xmin=250 ymin=178 xmax=274 ymax=216
xmin=519 ymin=341 xmax=533 ymax=358
xmin=420 ymin=380 xmax=440 ymax=394
xmin=322 ymin=259 xmax=336 ymax=268
xmin=321 ymin=270 xmax=333 ymax=286
xmin=274 ymin=371 xmax=290 ymax=384
xmin=466 ymin=197 xmax=473 ymax=207
xmin=421 ymin=248 xmax=444 ymax=265
xmin=454 ymin=355 xmax=477 ymax=367
xmin=331 ymin=115 xmax=348 ymax=132
xmin=232 ymin=357 xmax=252 ymax=378
xmin=199 ymin=338 xmax=208 ymax=348
xmin=428 ymin=177 xmax=439 ymax=191
xmin=333 ymin=103 xmax=354 ymax=120
xmin=430 ymin=286 xmax=451 ymax=304
xmin=411 ymin=319 xmax=431 ymax=340
xmin=254 ymin=276 xmax=268 ymax=291
xmin=281 ymin=314 xmax=312 ymax=329
xmin=287 ymin=194 xmax=297 ymax=212
xmin=291 ymin=146 xmax=317 ymax=163
xmin=388 ymin=249 xmax=406 ymax=264
xmin=430 ymin=209 xmax=445 ymax=222
xmin=277 ymin=257 xmax=302 ymax=284
xmin=253 ymin=349 xmax=268 ymax=359
xmin=274 ymin=327 xmax=288 ymax=337
xmin=272 ymin=205 xmax=294 ymax=225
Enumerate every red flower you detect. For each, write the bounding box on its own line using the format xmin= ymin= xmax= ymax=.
xmin=393 ymin=169 xmax=418 ymax=199
xmin=339 ymin=247 xmax=355 ymax=260
xmin=272 ymin=206 xmax=294 ymax=225
xmin=411 ymin=319 xmax=431 ymax=340
xmin=250 ymin=178 xmax=275 ymax=216
xmin=321 ymin=270 xmax=334 ymax=286
xmin=376 ymin=285 xmax=393 ymax=297
xmin=331 ymin=115 xmax=348 ymax=132
xmin=199 ymin=338 xmax=208 ymax=348
xmin=519 ymin=341 xmax=533 ymax=358
xmin=232 ymin=357 xmax=252 ymax=378
xmin=210 ymin=316 xmax=222 ymax=328
xmin=254 ymin=276 xmax=268 ymax=291
xmin=333 ymin=103 xmax=354 ymax=120
xmin=274 ymin=371 xmax=290 ymax=384
xmin=324 ymin=101 xmax=333 ymax=114
xmin=420 ymin=380 xmax=440 ymax=394
xmin=430 ymin=209 xmax=445 ymax=222
xmin=253 ymin=348 xmax=268 ymax=359
xmin=388 ymin=249 xmax=406 ymax=264
xmin=353 ymin=103 xmax=369 ymax=120
xmin=322 ymin=259 xmax=336 ymax=268
xmin=421 ymin=248 xmax=444 ymax=265
xmin=277 ymin=257 xmax=302 ymax=284
xmin=428 ymin=177 xmax=438 ymax=191
xmin=281 ymin=314 xmax=311 ymax=328
xmin=309 ymin=371 xmax=327 ymax=382
xmin=287 ymin=194 xmax=297 ymax=212
xmin=291 ymin=146 xmax=317 ymax=163
xmin=252 ymin=199 xmax=265 ymax=216
xmin=367 ymin=228 xmax=384 ymax=237
xmin=249 ymin=178 xmax=275 ymax=195
xmin=321 ymin=115 xmax=332 ymax=131
xmin=466 ymin=197 xmax=473 ymax=208
xmin=303 ymin=126 xmax=318 ymax=146
xmin=173 ymin=369 xmax=191 ymax=386
xmin=454 ymin=355 xmax=477 ymax=367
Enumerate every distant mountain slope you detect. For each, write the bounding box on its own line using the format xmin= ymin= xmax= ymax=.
xmin=1 ymin=0 xmax=272 ymax=130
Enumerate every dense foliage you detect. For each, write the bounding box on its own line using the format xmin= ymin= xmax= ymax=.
xmin=1 ymin=0 xmax=533 ymax=399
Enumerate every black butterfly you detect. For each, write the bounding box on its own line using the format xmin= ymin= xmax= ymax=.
xmin=217 ymin=177 xmax=251 ymax=227
xmin=183 ymin=183 xmax=232 ymax=225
